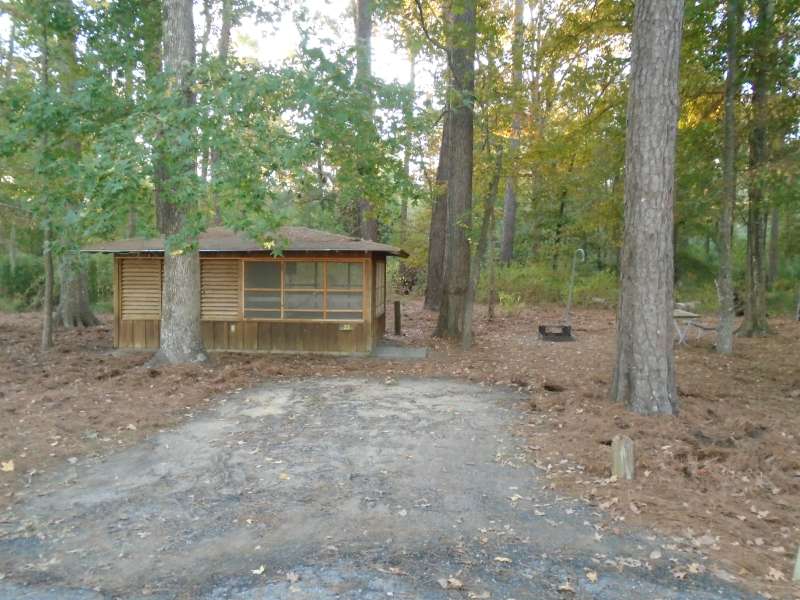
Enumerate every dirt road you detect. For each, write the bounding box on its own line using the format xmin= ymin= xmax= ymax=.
xmin=0 ymin=378 xmax=756 ymax=599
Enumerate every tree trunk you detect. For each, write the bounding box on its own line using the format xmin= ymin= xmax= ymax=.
xmin=210 ymin=0 xmax=233 ymax=226
xmin=39 ymin=23 xmax=53 ymax=350
xmin=424 ymin=112 xmax=450 ymax=311
xmin=487 ymin=211 xmax=497 ymax=321
xmin=355 ymin=0 xmax=378 ymax=241
xmin=401 ymin=50 xmax=416 ymax=240
xmin=7 ymin=222 xmax=16 ymax=274
xmin=610 ymin=0 xmax=683 ymax=415
xmin=152 ymin=0 xmax=207 ymax=365
xmin=500 ymin=0 xmax=524 ymax=265
xmin=739 ymin=0 xmax=774 ymax=337
xmin=766 ymin=207 xmax=779 ymax=288
xmin=551 ymin=195 xmax=566 ymax=271
xmin=57 ymin=253 xmax=101 ymax=328
xmin=463 ymin=147 xmax=502 ymax=348
xmin=435 ymin=0 xmax=476 ymax=340
xmin=716 ymin=0 xmax=740 ymax=355
xmin=41 ymin=223 xmax=54 ymax=350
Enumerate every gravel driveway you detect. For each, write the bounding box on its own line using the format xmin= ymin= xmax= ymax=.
xmin=0 ymin=378 xmax=755 ymax=599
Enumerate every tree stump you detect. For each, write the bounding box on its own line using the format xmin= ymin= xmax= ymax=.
xmin=611 ymin=435 xmax=635 ymax=480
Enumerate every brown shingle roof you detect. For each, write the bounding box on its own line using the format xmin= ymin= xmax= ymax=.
xmin=82 ymin=226 xmax=408 ymax=257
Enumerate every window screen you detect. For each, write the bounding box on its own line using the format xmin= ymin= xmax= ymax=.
xmin=242 ymin=260 xmax=365 ymax=321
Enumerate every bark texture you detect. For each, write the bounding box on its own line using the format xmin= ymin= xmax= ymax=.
xmin=610 ymin=0 xmax=683 ymax=415
xmin=463 ymin=147 xmax=502 ymax=348
xmin=41 ymin=224 xmax=54 ymax=351
xmin=500 ymin=0 xmax=524 ymax=265
xmin=211 ymin=0 xmax=233 ymax=226
xmin=435 ymin=0 xmax=476 ymax=339
xmin=767 ymin=207 xmax=779 ymax=288
xmin=355 ymin=0 xmax=378 ymax=241
xmin=739 ymin=0 xmax=774 ymax=336
xmin=424 ymin=113 xmax=450 ymax=311
xmin=153 ymin=0 xmax=206 ymax=364
xmin=716 ymin=0 xmax=740 ymax=355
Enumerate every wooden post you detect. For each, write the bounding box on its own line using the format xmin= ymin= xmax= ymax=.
xmin=611 ymin=434 xmax=635 ymax=480
xmin=394 ymin=300 xmax=401 ymax=335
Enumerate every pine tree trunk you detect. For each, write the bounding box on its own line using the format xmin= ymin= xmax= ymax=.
xmin=39 ymin=24 xmax=53 ymax=350
xmin=610 ymin=0 xmax=683 ymax=415
xmin=41 ymin=224 xmax=54 ymax=350
xmin=766 ymin=207 xmax=779 ymax=288
xmin=487 ymin=213 xmax=497 ymax=321
xmin=739 ymin=0 xmax=774 ymax=337
xmin=400 ymin=51 xmax=415 ymax=240
xmin=716 ymin=0 xmax=740 ymax=355
xmin=7 ymin=222 xmax=16 ymax=274
xmin=424 ymin=113 xmax=450 ymax=311
xmin=435 ymin=0 xmax=476 ymax=340
xmin=355 ymin=0 xmax=378 ymax=241
xmin=500 ymin=0 xmax=523 ymax=265
xmin=210 ymin=0 xmax=233 ymax=226
xmin=153 ymin=0 xmax=207 ymax=365
xmin=463 ymin=147 xmax=502 ymax=348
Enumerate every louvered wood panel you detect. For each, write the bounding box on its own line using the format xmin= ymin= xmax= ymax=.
xmin=201 ymin=260 xmax=241 ymax=321
xmin=121 ymin=259 xmax=162 ymax=320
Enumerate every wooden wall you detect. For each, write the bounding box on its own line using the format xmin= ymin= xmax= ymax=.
xmin=113 ymin=253 xmax=384 ymax=355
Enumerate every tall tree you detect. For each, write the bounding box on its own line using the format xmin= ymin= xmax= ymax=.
xmin=610 ymin=0 xmax=684 ymax=415
xmin=739 ymin=0 xmax=774 ymax=336
xmin=152 ymin=0 xmax=207 ymax=364
xmin=717 ymin=0 xmax=741 ymax=355
xmin=500 ymin=0 xmax=523 ymax=265
xmin=766 ymin=207 xmax=779 ymax=287
xmin=210 ymin=0 xmax=234 ymax=225
xmin=355 ymin=0 xmax=379 ymax=241
xmin=424 ymin=112 xmax=450 ymax=311
xmin=55 ymin=2 xmax=99 ymax=328
xmin=435 ymin=0 xmax=476 ymax=339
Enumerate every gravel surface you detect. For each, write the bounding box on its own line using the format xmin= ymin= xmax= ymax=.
xmin=0 ymin=378 xmax=757 ymax=599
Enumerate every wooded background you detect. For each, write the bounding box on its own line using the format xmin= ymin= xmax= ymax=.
xmin=0 ymin=0 xmax=798 ymax=403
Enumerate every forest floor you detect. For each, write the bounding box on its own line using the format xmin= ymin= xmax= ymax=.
xmin=0 ymin=301 xmax=798 ymax=598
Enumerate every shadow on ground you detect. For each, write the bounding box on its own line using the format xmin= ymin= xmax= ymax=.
xmin=0 ymin=378 xmax=756 ymax=599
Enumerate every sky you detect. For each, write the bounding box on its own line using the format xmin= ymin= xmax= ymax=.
xmin=0 ymin=1 xmax=436 ymax=98
xmin=232 ymin=0 xmax=438 ymax=98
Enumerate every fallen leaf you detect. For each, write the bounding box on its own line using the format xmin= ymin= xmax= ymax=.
xmin=672 ymin=570 xmax=687 ymax=580
xmin=494 ymin=556 xmax=512 ymax=563
xmin=765 ymin=567 xmax=785 ymax=582
xmin=586 ymin=570 xmax=598 ymax=583
xmin=557 ymin=580 xmax=575 ymax=593
xmin=0 ymin=460 xmax=14 ymax=473
xmin=278 ymin=473 xmax=290 ymax=481
xmin=251 ymin=565 xmax=265 ymax=575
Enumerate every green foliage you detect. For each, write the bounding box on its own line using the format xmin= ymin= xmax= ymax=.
xmin=479 ymin=261 xmax=618 ymax=308
xmin=0 ymin=254 xmax=43 ymax=311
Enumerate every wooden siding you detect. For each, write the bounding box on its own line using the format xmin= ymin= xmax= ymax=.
xmin=118 ymin=319 xmax=161 ymax=350
xmin=120 ymin=258 xmax=162 ymax=320
xmin=113 ymin=252 xmax=389 ymax=354
xmin=200 ymin=321 xmax=370 ymax=354
xmin=201 ymin=259 xmax=241 ymax=321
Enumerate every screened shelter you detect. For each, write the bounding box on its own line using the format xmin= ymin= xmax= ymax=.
xmin=83 ymin=226 xmax=407 ymax=355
